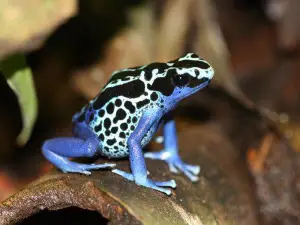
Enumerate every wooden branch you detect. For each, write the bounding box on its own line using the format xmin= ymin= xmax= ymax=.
xmin=0 ymin=123 xmax=258 ymax=225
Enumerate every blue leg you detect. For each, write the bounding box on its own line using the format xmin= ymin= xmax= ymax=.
xmin=42 ymin=137 xmax=115 ymax=175
xmin=112 ymin=110 xmax=176 ymax=195
xmin=145 ymin=119 xmax=200 ymax=182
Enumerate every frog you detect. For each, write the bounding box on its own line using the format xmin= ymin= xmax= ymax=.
xmin=42 ymin=53 xmax=214 ymax=195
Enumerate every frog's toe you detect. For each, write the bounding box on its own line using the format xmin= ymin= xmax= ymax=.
xmin=185 ymin=164 xmax=200 ymax=175
xmin=168 ymin=159 xmax=200 ymax=182
xmin=144 ymin=151 xmax=169 ymax=160
xmin=78 ymin=170 xmax=92 ymax=175
xmin=136 ymin=179 xmax=173 ymax=195
xmin=145 ymin=150 xmax=200 ymax=181
xmin=150 ymin=184 xmax=172 ymax=195
xmin=61 ymin=167 xmax=91 ymax=175
xmin=168 ymin=163 xmax=179 ymax=174
xmin=112 ymin=169 xmax=134 ymax=181
xmin=154 ymin=179 xmax=177 ymax=188
xmin=60 ymin=162 xmax=115 ymax=175
xmin=112 ymin=169 xmax=175 ymax=195
xmin=83 ymin=163 xmax=116 ymax=170
xmin=180 ymin=168 xmax=199 ymax=182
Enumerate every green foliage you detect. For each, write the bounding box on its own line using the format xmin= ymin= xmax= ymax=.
xmin=0 ymin=54 xmax=38 ymax=146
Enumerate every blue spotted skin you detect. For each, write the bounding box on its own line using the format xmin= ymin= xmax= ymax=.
xmin=42 ymin=53 xmax=214 ymax=195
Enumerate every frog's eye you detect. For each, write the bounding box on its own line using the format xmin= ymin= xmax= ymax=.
xmin=183 ymin=62 xmax=194 ymax=68
xmin=171 ymin=73 xmax=191 ymax=87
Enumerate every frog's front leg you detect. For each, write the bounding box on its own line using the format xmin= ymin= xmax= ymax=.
xmin=112 ymin=111 xmax=176 ymax=195
xmin=42 ymin=137 xmax=115 ymax=175
xmin=145 ymin=119 xmax=200 ymax=182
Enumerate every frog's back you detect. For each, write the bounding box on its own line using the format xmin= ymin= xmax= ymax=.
xmin=73 ymin=67 xmax=164 ymax=158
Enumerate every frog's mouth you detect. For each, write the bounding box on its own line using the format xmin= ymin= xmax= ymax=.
xmin=162 ymin=79 xmax=211 ymax=111
xmin=171 ymin=79 xmax=211 ymax=102
xmin=187 ymin=79 xmax=211 ymax=96
xmin=188 ymin=77 xmax=210 ymax=88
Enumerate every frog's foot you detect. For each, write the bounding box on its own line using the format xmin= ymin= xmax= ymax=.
xmin=112 ymin=169 xmax=176 ymax=195
xmin=61 ymin=161 xmax=116 ymax=175
xmin=144 ymin=150 xmax=200 ymax=182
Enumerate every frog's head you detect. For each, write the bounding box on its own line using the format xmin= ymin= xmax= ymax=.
xmin=147 ymin=53 xmax=214 ymax=104
xmin=97 ymin=53 xmax=213 ymax=112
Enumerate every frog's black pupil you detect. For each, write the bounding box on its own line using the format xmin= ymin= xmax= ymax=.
xmin=172 ymin=74 xmax=190 ymax=87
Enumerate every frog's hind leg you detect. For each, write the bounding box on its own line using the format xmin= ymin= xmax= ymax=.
xmin=42 ymin=137 xmax=115 ymax=175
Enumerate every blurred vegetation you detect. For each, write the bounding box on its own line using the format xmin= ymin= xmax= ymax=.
xmin=0 ymin=54 xmax=37 ymax=146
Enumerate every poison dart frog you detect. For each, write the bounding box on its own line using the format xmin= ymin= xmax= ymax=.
xmin=42 ymin=53 xmax=214 ymax=195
